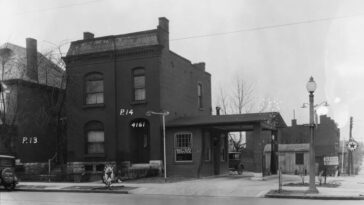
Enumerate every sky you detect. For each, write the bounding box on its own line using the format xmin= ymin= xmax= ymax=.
xmin=1 ymin=0 xmax=364 ymax=142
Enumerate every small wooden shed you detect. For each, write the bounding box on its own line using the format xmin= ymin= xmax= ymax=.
xmin=264 ymin=143 xmax=309 ymax=174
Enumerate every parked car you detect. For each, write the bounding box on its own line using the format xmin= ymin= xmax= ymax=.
xmin=228 ymin=152 xmax=244 ymax=175
xmin=0 ymin=155 xmax=18 ymax=190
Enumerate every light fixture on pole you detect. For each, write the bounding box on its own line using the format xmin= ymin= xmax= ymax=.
xmin=306 ymin=76 xmax=319 ymax=193
xmin=146 ymin=110 xmax=170 ymax=182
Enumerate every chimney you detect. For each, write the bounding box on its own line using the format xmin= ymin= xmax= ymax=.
xmin=83 ymin=32 xmax=94 ymax=40
xmin=193 ymin=62 xmax=205 ymax=72
xmin=26 ymin=38 xmax=38 ymax=82
xmin=157 ymin=17 xmax=169 ymax=50
xmin=291 ymin=119 xmax=297 ymax=126
xmin=216 ymin=106 xmax=221 ymax=115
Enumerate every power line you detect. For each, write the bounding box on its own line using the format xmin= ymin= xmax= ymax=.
xmin=13 ymin=0 xmax=108 ymax=16
xmin=171 ymin=13 xmax=364 ymax=41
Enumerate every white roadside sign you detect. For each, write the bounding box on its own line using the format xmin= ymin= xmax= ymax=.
xmin=323 ymin=156 xmax=339 ymax=166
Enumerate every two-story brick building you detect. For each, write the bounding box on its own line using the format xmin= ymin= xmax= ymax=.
xmin=64 ymin=17 xmax=212 ymax=175
xmin=64 ymin=17 xmax=287 ymax=179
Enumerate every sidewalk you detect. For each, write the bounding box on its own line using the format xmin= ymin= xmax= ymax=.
xmin=12 ymin=172 xmax=297 ymax=197
xmin=12 ymin=173 xmax=364 ymax=199
xmin=15 ymin=182 xmax=132 ymax=194
xmin=265 ymin=175 xmax=364 ymax=200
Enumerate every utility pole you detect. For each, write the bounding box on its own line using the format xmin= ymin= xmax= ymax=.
xmin=347 ymin=117 xmax=354 ymax=175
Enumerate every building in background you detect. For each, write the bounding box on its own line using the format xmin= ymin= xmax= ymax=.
xmin=280 ymin=115 xmax=340 ymax=174
xmin=0 ymin=38 xmax=65 ymax=177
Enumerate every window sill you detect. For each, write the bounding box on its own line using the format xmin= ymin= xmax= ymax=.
xmin=83 ymin=103 xmax=105 ymax=109
xmin=130 ymin=100 xmax=147 ymax=105
xmin=174 ymin=161 xmax=194 ymax=165
xmin=84 ymin=153 xmax=105 ymax=158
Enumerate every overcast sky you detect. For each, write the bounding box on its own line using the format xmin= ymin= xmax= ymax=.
xmin=1 ymin=0 xmax=364 ymax=142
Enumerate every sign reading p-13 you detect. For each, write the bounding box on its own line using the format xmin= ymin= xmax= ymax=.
xmin=22 ymin=137 xmax=38 ymax=144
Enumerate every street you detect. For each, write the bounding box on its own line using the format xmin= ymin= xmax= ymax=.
xmin=0 ymin=192 xmax=364 ymax=205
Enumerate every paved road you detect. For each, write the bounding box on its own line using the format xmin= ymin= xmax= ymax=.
xmin=1 ymin=192 xmax=364 ymax=205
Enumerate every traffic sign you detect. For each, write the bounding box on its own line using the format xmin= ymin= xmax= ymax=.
xmin=347 ymin=140 xmax=358 ymax=151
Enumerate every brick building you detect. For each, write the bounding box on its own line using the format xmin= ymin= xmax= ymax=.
xmin=64 ymin=17 xmax=287 ymax=179
xmin=64 ymin=17 xmax=212 ymax=176
xmin=280 ymin=115 xmax=340 ymax=173
xmin=0 ymin=38 xmax=64 ymax=176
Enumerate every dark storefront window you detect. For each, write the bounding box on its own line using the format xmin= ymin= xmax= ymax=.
xmin=85 ymin=121 xmax=104 ymax=154
xmin=295 ymin=153 xmax=304 ymax=165
xmin=175 ymin=133 xmax=192 ymax=162
xmin=197 ymin=83 xmax=203 ymax=108
xmin=133 ymin=68 xmax=146 ymax=101
xmin=85 ymin=73 xmax=104 ymax=105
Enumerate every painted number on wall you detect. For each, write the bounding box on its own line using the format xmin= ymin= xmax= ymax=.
xmin=130 ymin=121 xmax=146 ymax=128
xmin=22 ymin=137 xmax=38 ymax=144
xmin=120 ymin=109 xmax=134 ymax=116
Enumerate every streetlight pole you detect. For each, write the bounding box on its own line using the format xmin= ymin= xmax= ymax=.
xmin=146 ymin=110 xmax=169 ymax=182
xmin=306 ymin=76 xmax=319 ymax=193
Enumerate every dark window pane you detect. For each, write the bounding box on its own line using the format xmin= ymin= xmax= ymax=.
xmin=134 ymin=76 xmax=145 ymax=88
xmin=86 ymin=93 xmax=104 ymax=104
xmin=86 ymin=80 xmax=103 ymax=93
xmin=87 ymin=130 xmax=105 ymax=154
xmin=135 ymin=89 xmax=145 ymax=101
xmin=88 ymin=143 xmax=104 ymax=154
xmin=133 ymin=68 xmax=145 ymax=76
xmin=295 ymin=153 xmax=304 ymax=165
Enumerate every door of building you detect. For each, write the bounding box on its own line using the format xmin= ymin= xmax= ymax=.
xmin=213 ymin=135 xmax=220 ymax=175
xmin=130 ymin=119 xmax=150 ymax=163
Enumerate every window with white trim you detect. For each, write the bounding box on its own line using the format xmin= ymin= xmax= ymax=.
xmin=175 ymin=133 xmax=192 ymax=162
xmin=85 ymin=73 xmax=104 ymax=105
xmin=85 ymin=121 xmax=105 ymax=154
xmin=133 ymin=68 xmax=146 ymax=101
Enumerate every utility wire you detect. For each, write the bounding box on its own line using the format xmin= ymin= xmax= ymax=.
xmin=171 ymin=13 xmax=364 ymax=41
xmin=12 ymin=0 xmax=107 ymax=16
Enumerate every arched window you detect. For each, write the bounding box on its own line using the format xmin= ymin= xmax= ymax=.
xmin=85 ymin=121 xmax=104 ymax=154
xmin=132 ymin=68 xmax=146 ymax=101
xmin=85 ymin=73 xmax=104 ymax=105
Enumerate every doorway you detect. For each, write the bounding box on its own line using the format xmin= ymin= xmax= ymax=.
xmin=130 ymin=119 xmax=150 ymax=163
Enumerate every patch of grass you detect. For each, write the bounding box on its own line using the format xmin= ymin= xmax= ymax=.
xmin=284 ymin=182 xmax=341 ymax=188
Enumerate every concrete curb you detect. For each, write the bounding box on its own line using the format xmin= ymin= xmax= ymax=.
xmin=15 ymin=188 xmax=129 ymax=194
xmin=265 ymin=190 xmax=364 ymax=200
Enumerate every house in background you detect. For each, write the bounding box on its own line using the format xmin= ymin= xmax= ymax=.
xmin=0 ymin=38 xmax=65 ymax=177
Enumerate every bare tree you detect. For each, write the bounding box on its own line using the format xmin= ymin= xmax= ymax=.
xmin=232 ymin=77 xmax=255 ymax=114
xmin=257 ymin=97 xmax=280 ymax=113
xmin=216 ymin=85 xmax=230 ymax=114
xmin=0 ymin=44 xmax=21 ymax=153
xmin=214 ymin=76 xmax=256 ymax=152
